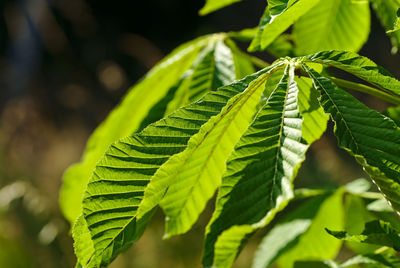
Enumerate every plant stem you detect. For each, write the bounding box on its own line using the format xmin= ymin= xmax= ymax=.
xmin=329 ymin=76 xmax=400 ymax=106
xmin=297 ymin=68 xmax=400 ymax=105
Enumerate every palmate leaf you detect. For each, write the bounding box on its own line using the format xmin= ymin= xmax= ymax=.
xmin=199 ymin=0 xmax=242 ymax=15
xmin=302 ymin=63 xmax=400 ymax=215
xmin=202 ymin=63 xmax=309 ymax=267
xmin=371 ymin=0 xmax=400 ymax=53
xmin=248 ymin=0 xmax=320 ymax=52
xmin=326 ymin=220 xmax=400 ymax=251
xmin=61 ymin=34 xmax=252 ymax=225
xmin=304 ymin=50 xmax=400 ymax=97
xmin=75 ymin=65 xmax=282 ymax=267
xmin=294 ymin=0 xmax=370 ymax=55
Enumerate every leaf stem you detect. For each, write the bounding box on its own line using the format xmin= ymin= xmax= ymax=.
xmin=329 ymin=76 xmax=400 ymax=106
xmin=297 ymin=68 xmax=400 ymax=105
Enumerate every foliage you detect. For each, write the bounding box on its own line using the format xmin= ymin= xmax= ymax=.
xmin=60 ymin=0 xmax=400 ymax=267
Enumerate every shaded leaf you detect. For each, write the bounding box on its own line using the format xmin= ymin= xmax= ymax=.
xmin=371 ymin=0 xmax=400 ymax=53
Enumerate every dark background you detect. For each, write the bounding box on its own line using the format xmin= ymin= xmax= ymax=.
xmin=0 ymin=0 xmax=399 ymax=267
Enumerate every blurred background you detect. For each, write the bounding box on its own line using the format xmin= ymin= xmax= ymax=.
xmin=0 ymin=0 xmax=399 ymax=267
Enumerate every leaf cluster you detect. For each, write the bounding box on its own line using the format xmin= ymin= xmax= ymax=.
xmin=60 ymin=1 xmax=400 ymax=267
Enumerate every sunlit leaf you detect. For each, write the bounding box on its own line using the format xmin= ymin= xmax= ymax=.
xmin=294 ymin=0 xmax=370 ymax=55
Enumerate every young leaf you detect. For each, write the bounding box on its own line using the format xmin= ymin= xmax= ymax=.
xmin=202 ymin=63 xmax=308 ymax=267
xmin=60 ymin=35 xmax=211 ymax=224
xmin=248 ymin=0 xmax=320 ymax=52
xmin=371 ymin=0 xmax=400 ymax=53
xmin=159 ymin=63 xmax=280 ymax=238
xmin=294 ymin=0 xmax=370 ymax=55
xmin=76 ymin=65 xmax=281 ymax=267
xmin=199 ymin=0 xmax=242 ymax=15
xmin=326 ymin=220 xmax=400 ymax=250
xmin=303 ymin=63 xmax=400 ymax=215
xmin=304 ymin=50 xmax=400 ymax=98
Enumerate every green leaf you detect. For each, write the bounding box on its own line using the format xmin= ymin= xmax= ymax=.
xmin=60 ymin=34 xmax=250 ymax=225
xmin=76 ymin=65 xmax=280 ymax=267
xmin=267 ymin=0 xmax=291 ymax=16
xmin=225 ymin=38 xmax=257 ymax=80
xmin=164 ymin=39 xmax=237 ymax=115
xmin=73 ymin=215 xmax=95 ymax=267
xmin=248 ymin=0 xmax=320 ymax=52
xmin=266 ymin=34 xmax=295 ymax=58
xmin=340 ymin=253 xmax=400 ymax=267
xmin=252 ymin=193 xmax=333 ymax=268
xmin=326 ymin=220 xmax=400 ymax=251
xmin=60 ymin=35 xmax=211 ymax=224
xmin=304 ymin=50 xmax=400 ymax=98
xmin=371 ymin=0 xmax=400 ymax=53
xmin=275 ymin=189 xmax=344 ymax=268
xmin=302 ymin=63 xmax=400 ymax=215
xmin=202 ymin=63 xmax=308 ymax=267
xmin=159 ymin=63 xmax=281 ymax=238
xmin=199 ymin=0 xmax=242 ymax=15
xmin=344 ymin=194 xmax=380 ymax=254
xmin=294 ymin=0 xmax=370 ymax=55
xmin=296 ymin=76 xmax=329 ymax=144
